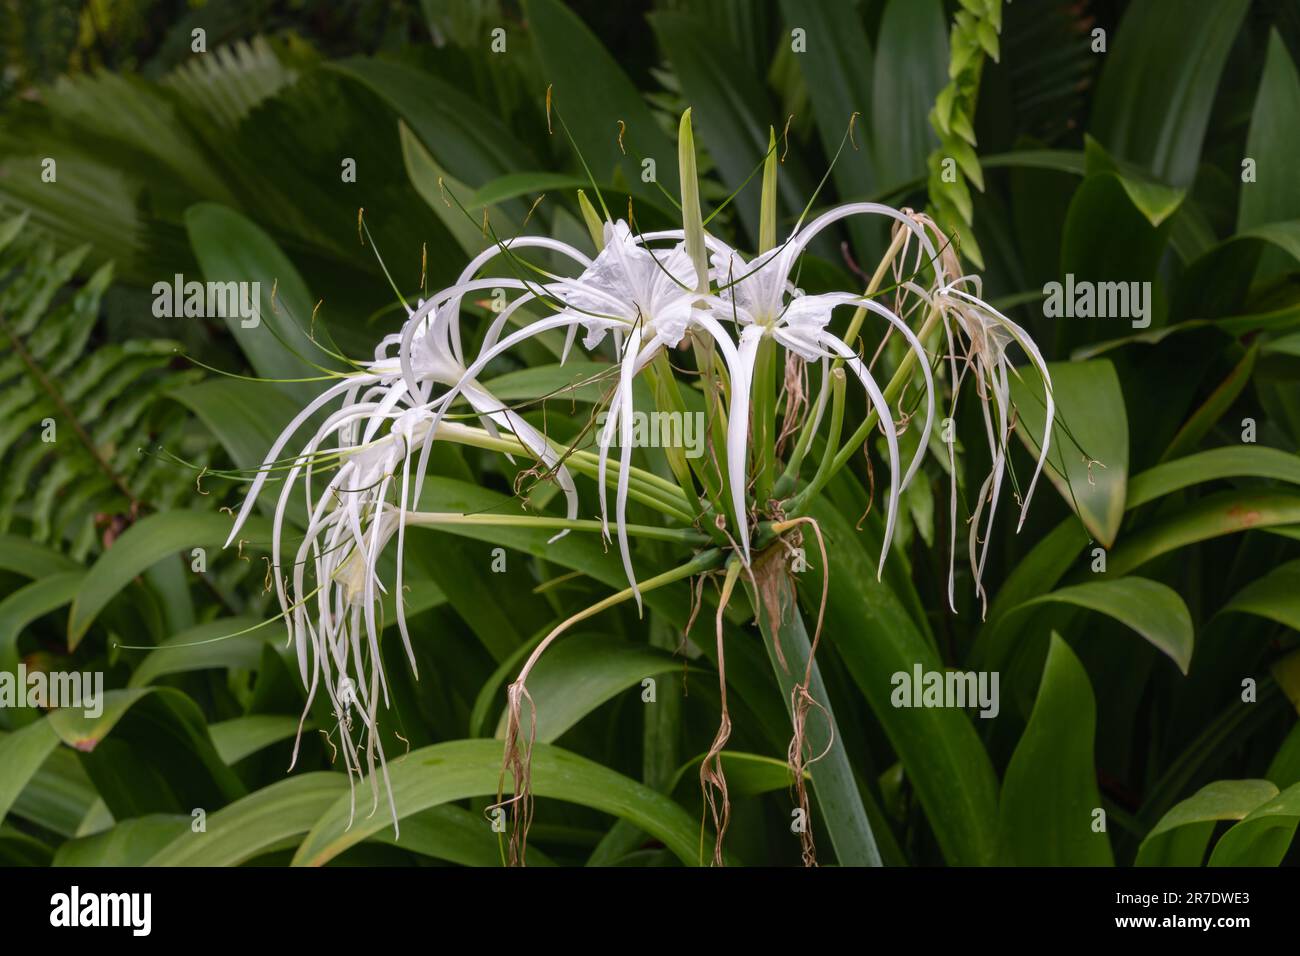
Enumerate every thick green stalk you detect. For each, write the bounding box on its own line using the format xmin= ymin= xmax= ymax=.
xmin=743 ymin=568 xmax=881 ymax=866
xmin=752 ymin=337 xmax=778 ymax=506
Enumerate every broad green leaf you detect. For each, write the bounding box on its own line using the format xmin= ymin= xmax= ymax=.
xmin=0 ymin=570 xmax=83 ymax=676
xmin=1082 ymin=136 xmax=1186 ymax=227
xmin=169 ymin=377 xmax=301 ymax=471
xmin=1011 ymin=359 xmax=1128 ymax=547
xmin=668 ymin=751 xmax=800 ymax=800
xmin=367 ymin=804 xmax=547 ymax=867
xmin=778 ymin=0 xmax=877 ymax=206
xmin=1222 ymin=560 xmax=1300 ymax=632
xmin=292 ymin=739 xmax=702 ymax=867
xmin=1267 ymin=723 xmax=1300 ymax=789
xmin=1008 ymin=578 xmax=1193 ymax=675
xmin=0 ymin=719 xmax=60 ymax=828
xmin=650 ymin=11 xmax=808 ymax=245
xmin=1209 ymin=782 xmax=1300 ymax=866
xmin=184 ymin=202 xmax=328 ymax=404
xmin=1091 ymin=0 xmax=1249 ymax=187
xmin=401 ymin=120 xmax=504 ymax=256
xmin=810 ymin=500 xmax=999 ymax=865
xmin=127 ymin=616 xmax=267 ymax=688
xmin=149 ymin=772 xmax=347 ymax=866
xmin=494 ymin=633 xmax=681 ymax=744
xmin=329 ymin=58 xmax=533 ymax=191
xmin=998 ymin=633 xmax=1113 ymax=865
xmin=1136 ymin=779 xmax=1278 ymax=866
xmin=1056 ymin=175 xmax=1168 ymax=353
xmin=1239 ymin=31 xmax=1300 ymax=233
xmin=470 ymin=173 xmax=590 ymax=210
xmin=0 ymin=534 xmax=78 ymax=579
xmin=54 ymin=815 xmax=190 ymax=867
xmin=525 ymin=0 xmax=678 ymax=201
xmin=210 ymin=715 xmax=305 ymax=765
xmin=870 ymin=0 xmax=947 ymax=192
xmin=45 ymin=688 xmax=244 ymax=819
xmin=2 ymin=739 xmax=100 ymax=838
xmin=1108 ymin=490 xmax=1300 ymax=578
xmin=1161 ymin=344 xmax=1260 ymax=460
xmin=68 ymin=510 xmax=271 ymax=649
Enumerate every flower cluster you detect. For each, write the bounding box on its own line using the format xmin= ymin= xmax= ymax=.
xmin=224 ymin=190 xmax=1053 ymax=838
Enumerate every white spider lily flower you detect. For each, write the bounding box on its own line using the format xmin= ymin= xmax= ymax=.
xmin=221 ymin=277 xmax=588 ymax=832
xmin=708 ymin=232 xmax=936 ymax=573
xmin=429 ymin=220 xmax=740 ymax=608
xmin=930 ymin=276 xmax=1054 ymax=615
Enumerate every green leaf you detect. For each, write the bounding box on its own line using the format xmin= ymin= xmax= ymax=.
xmin=1209 ymin=782 xmax=1300 ymax=866
xmin=871 ymin=0 xmax=947 ymax=192
xmin=367 ymin=804 xmax=539 ymax=867
xmin=778 ymin=0 xmax=878 ymax=205
xmin=0 ymin=719 xmax=60 ymax=828
xmin=668 ymin=751 xmax=800 ymax=800
xmin=54 ymin=815 xmax=190 ymax=867
xmin=650 ymin=12 xmax=779 ymax=245
xmin=525 ymin=0 xmax=678 ymax=200
xmin=1136 ymin=779 xmax=1278 ymax=866
xmin=998 ymin=633 xmax=1113 ymax=865
xmin=0 ymin=534 xmax=78 ymax=579
xmin=169 ymin=378 xmax=301 ymax=471
xmin=3 ymin=739 xmax=100 ymax=838
xmin=1239 ymin=31 xmax=1300 ymax=233
xmin=0 ymin=570 xmax=83 ymax=677
xmin=1222 ymin=560 xmax=1300 ymax=632
xmin=1083 ymin=136 xmax=1186 ymax=227
xmin=401 ymin=120 xmax=508 ymax=256
xmin=1008 ymin=578 xmax=1194 ymax=675
xmin=470 ymin=173 xmax=590 ymax=210
xmin=494 ymin=633 xmax=681 ymax=744
xmin=1091 ymin=0 xmax=1249 ymax=187
xmin=68 ymin=510 xmax=270 ymax=649
xmin=46 ymin=688 xmax=244 ymax=814
xmin=126 ymin=616 xmax=268 ymax=688
xmin=1011 ymin=359 xmax=1129 ymax=547
xmin=292 ymin=739 xmax=702 ymax=867
xmin=1161 ymin=343 xmax=1259 ymax=460
xmin=184 ymin=203 xmax=329 ymax=404
xmin=329 ymin=58 xmax=533 ymax=190
xmin=1056 ymin=175 xmax=1168 ymax=354
xmin=209 ymin=715 xmax=305 ymax=765
xmin=149 ymin=772 xmax=347 ymax=866
xmin=1108 ymin=491 xmax=1300 ymax=578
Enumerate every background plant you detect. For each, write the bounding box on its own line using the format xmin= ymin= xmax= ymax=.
xmin=2 ymin=0 xmax=1300 ymax=867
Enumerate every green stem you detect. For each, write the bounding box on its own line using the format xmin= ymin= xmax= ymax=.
xmin=404 ymin=511 xmax=710 ymax=545
xmin=436 ymin=422 xmax=695 ymax=522
xmin=806 ymin=368 xmax=846 ymax=502
xmin=517 ymin=548 xmax=724 ymax=684
xmin=774 ymin=228 xmax=908 ymax=498
xmin=788 ymin=305 xmax=942 ymax=513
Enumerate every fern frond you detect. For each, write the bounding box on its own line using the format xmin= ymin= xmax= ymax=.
xmin=0 ymin=211 xmax=210 ymax=559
